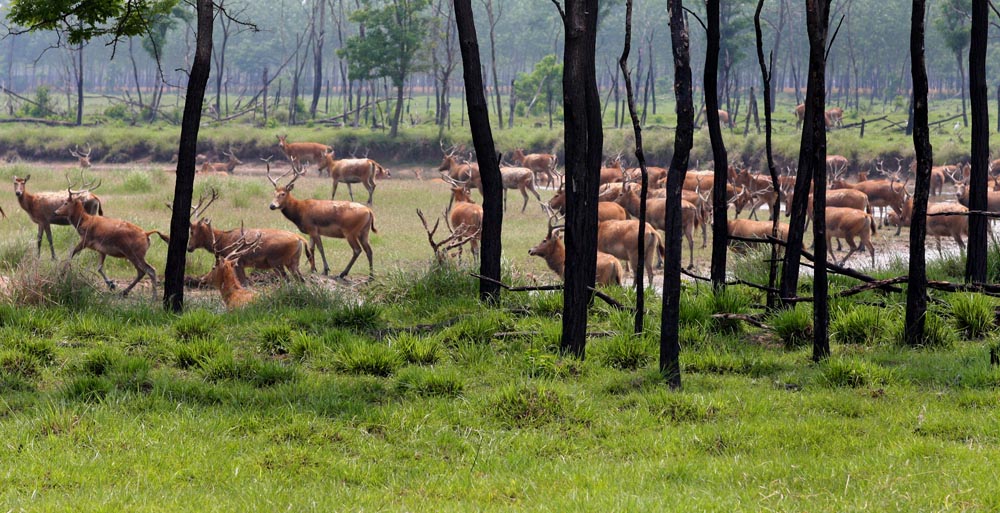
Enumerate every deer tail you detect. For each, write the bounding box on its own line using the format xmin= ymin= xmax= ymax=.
xmin=869 ymin=215 xmax=877 ymax=235
xmin=369 ymin=211 xmax=378 ymax=234
xmin=298 ymin=235 xmax=316 ymax=271
xmin=146 ymin=230 xmax=170 ymax=243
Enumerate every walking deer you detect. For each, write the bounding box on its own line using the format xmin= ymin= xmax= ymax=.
xmin=444 ymin=178 xmax=483 ymax=260
xmin=511 ymin=148 xmax=558 ymax=188
xmin=277 ymin=135 xmax=332 ymax=175
xmin=13 ymin=174 xmax=104 ymax=259
xmin=317 ymin=151 xmax=384 ymax=205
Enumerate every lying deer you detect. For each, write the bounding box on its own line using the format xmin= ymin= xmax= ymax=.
xmin=55 ymin=184 xmax=168 ymax=298
xmin=187 ymin=189 xmax=313 ymax=283
xmin=199 ymin=149 xmax=242 ymax=175
xmin=205 ymin=231 xmax=262 ymax=310
xmin=529 ymin=215 xmax=623 ymax=286
xmin=13 ymin=174 xmax=104 ymax=259
xmin=267 ymin=160 xmax=377 ymax=278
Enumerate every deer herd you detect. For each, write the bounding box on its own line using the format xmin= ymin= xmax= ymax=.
xmin=2 ymin=133 xmax=993 ymax=308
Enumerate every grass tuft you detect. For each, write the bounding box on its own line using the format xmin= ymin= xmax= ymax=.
xmin=490 ymin=383 xmax=569 ymax=428
xmin=332 ymin=341 xmax=402 ymax=377
xmin=174 ymin=310 xmax=222 ymax=341
xmin=949 ymin=293 xmax=996 ymax=339
xmin=769 ymin=305 xmax=813 ymax=349
xmin=831 ymin=305 xmax=891 ymax=346
xmin=391 ymin=333 xmax=442 ymax=365
xmin=393 ymin=367 xmax=463 ymax=398
xmin=819 ymin=358 xmax=896 ymax=388
xmin=593 ymin=333 xmax=652 ymax=371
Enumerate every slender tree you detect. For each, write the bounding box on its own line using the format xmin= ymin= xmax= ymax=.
xmin=480 ymin=0 xmax=504 ymax=128
xmin=661 ymin=0 xmax=693 ymax=388
xmin=556 ymin=0 xmax=603 ymax=358
xmin=905 ymin=0 xmax=933 ymax=345
xmin=754 ymin=0 xmax=781 ymax=310
xmin=310 ymin=0 xmax=327 ymax=118
xmin=934 ymin=0 xmax=971 ymax=127
xmin=453 ymin=0 xmax=503 ymax=302
xmin=705 ymin=0 xmax=729 ymax=290
xmin=966 ymin=0 xmax=988 ymax=284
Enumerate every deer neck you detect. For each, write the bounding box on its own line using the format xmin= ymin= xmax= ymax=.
xmin=226 ymin=160 xmax=238 ymax=173
xmin=213 ymin=264 xmax=245 ymax=300
xmin=279 ymin=195 xmax=306 ymax=226
xmin=545 ymin=242 xmax=566 ymax=278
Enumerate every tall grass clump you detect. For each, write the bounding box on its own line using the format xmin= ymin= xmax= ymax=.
xmin=200 ymin=353 xmax=297 ymax=387
xmin=592 ymin=333 xmax=652 ymax=370
xmin=818 ymin=357 xmax=896 ymax=388
xmin=174 ymin=309 xmax=222 ymax=341
xmin=710 ymin=288 xmax=752 ymax=333
xmin=489 ymin=383 xmax=570 ymax=428
xmin=769 ymin=304 xmax=813 ymax=349
xmin=949 ymin=293 xmax=996 ymax=339
xmin=831 ymin=305 xmax=891 ymax=346
xmin=332 ymin=341 xmax=402 ymax=377
xmin=259 ymin=281 xmax=344 ymax=310
xmin=373 ymin=263 xmax=477 ymax=308
xmin=439 ymin=310 xmax=513 ymax=345
xmin=390 ymin=333 xmax=442 ymax=365
xmin=892 ymin=312 xmax=958 ymax=349
xmin=329 ymin=302 xmax=384 ymax=332
xmin=258 ymin=324 xmax=295 ymax=355
xmin=7 ymin=259 xmax=98 ymax=307
xmin=393 ymin=367 xmax=463 ymax=398
xmin=172 ymin=338 xmax=226 ymax=369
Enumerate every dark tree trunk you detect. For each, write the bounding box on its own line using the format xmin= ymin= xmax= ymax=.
xmin=453 ymin=0 xmax=502 ymax=303
xmin=805 ymin=0 xmax=831 ymax=362
xmin=958 ymin=52 xmax=969 ymax=128
xmin=755 ymin=0 xmax=781 ymax=310
xmin=705 ymin=0 xmax=728 ymax=290
xmin=905 ymin=0 xmax=932 ymax=346
xmin=76 ymin=39 xmax=83 ymax=126
xmin=559 ymin=0 xmax=603 ymax=358
xmin=310 ymin=0 xmax=326 ymax=118
xmin=661 ymin=0 xmax=693 ymax=389
xmin=966 ymin=0 xmax=989 ymax=284
xmin=164 ymin=0 xmax=214 ymax=312
xmin=619 ymin=0 xmax=649 ymax=335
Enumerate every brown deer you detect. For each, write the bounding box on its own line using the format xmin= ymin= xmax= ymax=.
xmin=529 ymin=216 xmax=623 ymax=286
xmin=613 ymin=182 xmax=700 ymax=269
xmin=826 ymin=155 xmax=849 ymax=175
xmin=54 ymin=185 xmax=168 ymax=298
xmin=549 ymin=186 xmax=628 ymax=222
xmin=187 ymin=190 xmax=312 ymax=283
xmin=702 ymin=107 xmax=733 ymax=128
xmin=824 ymin=206 xmax=877 ymax=267
xmin=726 ymin=219 xmax=791 ymax=251
xmin=438 ymin=147 xmax=482 ymax=196
xmin=830 ymin=165 xmax=907 ymax=223
xmin=267 ymin=161 xmax=377 ymax=278
xmin=597 ymin=219 xmax=665 ymax=282
xmin=69 ymin=145 xmax=92 ymax=168
xmin=277 ymin=135 xmax=332 ymax=175
xmin=445 ymin=178 xmax=483 ymax=260
xmin=599 ymin=155 xmax=625 ymax=185
xmin=794 ymin=103 xmax=806 ymax=129
xmin=511 ymin=148 xmax=558 ymax=188
xmin=500 ymin=166 xmax=541 ymax=212
xmin=317 ymin=151 xmax=383 ymax=205
xmin=199 ymin=149 xmax=242 ymax=174
xmin=204 ymin=231 xmax=262 ymax=310
xmin=926 ymin=202 xmax=969 ymax=258
xmin=825 ymin=107 xmax=844 ymax=128
xmin=13 ymin=174 xmax=104 ymax=259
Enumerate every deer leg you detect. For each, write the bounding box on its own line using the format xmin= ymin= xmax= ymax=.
xmin=35 ymin=225 xmax=44 ymax=258
xmin=44 ymin=225 xmax=57 ymax=260
xmin=366 ymin=181 xmax=375 ymax=206
xmin=312 ymin=236 xmax=331 ymax=275
xmin=520 ymin=187 xmax=530 ymax=213
xmin=236 ymin=264 xmax=250 ymax=286
xmin=331 ymin=180 xmax=340 ymax=200
xmin=347 ymin=184 xmax=355 ymax=202
xmin=687 ymin=227 xmax=695 ymax=269
xmin=95 ymin=253 xmax=116 ymax=290
xmin=338 ymin=238 xmax=363 ymax=278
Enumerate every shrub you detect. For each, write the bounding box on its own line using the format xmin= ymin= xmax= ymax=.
xmin=120 ymin=171 xmax=154 ymax=193
xmin=950 ymin=293 xmax=995 ymax=339
xmin=769 ymin=305 xmax=813 ymax=349
xmin=332 ymin=341 xmax=402 ymax=377
xmin=394 ymin=367 xmax=463 ymax=398
xmin=490 ymin=383 xmax=569 ymax=427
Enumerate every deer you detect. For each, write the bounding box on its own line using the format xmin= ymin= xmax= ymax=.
xmin=186 ymin=189 xmax=313 ymax=283
xmin=726 ymin=219 xmax=791 ymax=253
xmin=277 ymin=135 xmax=333 ymax=175
xmin=500 ymin=166 xmax=542 ymax=212
xmin=13 ymin=174 xmax=104 ymax=259
xmin=599 ymin=155 xmax=625 ymax=185
xmin=826 ymin=155 xmax=849 ymax=175
xmin=825 ymin=107 xmax=844 ymax=128
xmin=199 ymin=149 xmax=242 ymax=175
xmin=830 ymin=164 xmax=907 ymax=223
xmin=204 ymin=230 xmax=263 ymax=310
xmin=54 ymin=183 xmax=168 ymax=299
xmin=624 ymin=166 xmax=668 ymax=190
xmin=701 ymin=107 xmax=733 ymax=128
xmin=926 ymin=202 xmax=970 ymax=258
xmin=69 ymin=145 xmax=92 ymax=168
xmin=438 ymin=145 xmax=482 ymax=195
xmin=511 ymin=148 xmax=558 ymax=188
xmin=794 ymin=103 xmax=806 ymax=129
xmin=316 ymin=151 xmax=383 ymax=205
xmin=824 ymin=206 xmax=877 ymax=267
xmin=597 ymin=219 xmax=665 ymax=282
xmin=444 ymin=178 xmax=483 ymax=260
xmin=613 ymin=180 xmax=700 ymax=269
xmin=267 ymin=160 xmax=377 ymax=278
xmin=529 ymin=215 xmax=623 ymax=286
xmin=549 ymin=186 xmax=628 ymax=222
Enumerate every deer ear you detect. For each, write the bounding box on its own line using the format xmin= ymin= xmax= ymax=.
xmin=286 ymin=183 xmax=295 ymax=192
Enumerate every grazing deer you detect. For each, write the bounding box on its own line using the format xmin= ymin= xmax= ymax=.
xmin=511 ymin=148 xmax=558 ymax=188
xmin=529 ymin=215 xmax=623 ymax=286
xmin=277 ymin=135 xmax=332 ymax=175
xmin=825 ymin=107 xmax=844 ymax=128
xmin=55 ymin=185 xmax=168 ymax=298
xmin=13 ymin=174 xmax=104 ymax=259
xmin=317 ymin=151 xmax=385 ymax=205
xmin=500 ymin=166 xmax=542 ymax=212
xmin=597 ymin=219 xmax=665 ymax=282
xmin=444 ymin=178 xmax=483 ymax=260
xmin=69 ymin=145 xmax=92 ymax=168
xmin=824 ymin=206 xmax=877 ymax=267
xmin=186 ymin=189 xmax=312 ymax=283
xmin=830 ymin=164 xmax=907 ymax=223
xmin=205 ymin=231 xmax=262 ymax=310
xmin=613 ymin=182 xmax=700 ymax=269
xmin=199 ymin=149 xmax=242 ymax=175
xmin=267 ymin=161 xmax=377 ymax=278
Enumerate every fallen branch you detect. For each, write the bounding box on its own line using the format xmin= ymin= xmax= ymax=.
xmin=470 ymin=273 xmax=635 ymax=313
xmin=711 ymin=313 xmax=772 ymax=330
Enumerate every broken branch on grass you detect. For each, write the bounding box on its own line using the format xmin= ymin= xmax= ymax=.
xmin=470 ymin=273 xmax=635 ymax=313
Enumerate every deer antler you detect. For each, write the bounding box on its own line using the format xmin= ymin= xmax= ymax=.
xmin=65 ymin=172 xmax=101 ymax=196
xmin=191 ymin=187 xmax=219 ymax=219
xmin=218 ymin=223 xmax=262 ymax=261
xmin=263 ymin=156 xmax=293 ymax=188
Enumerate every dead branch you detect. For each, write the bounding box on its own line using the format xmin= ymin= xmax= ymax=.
xmin=470 ymin=273 xmax=635 ymax=313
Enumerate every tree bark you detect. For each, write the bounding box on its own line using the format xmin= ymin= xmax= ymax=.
xmin=559 ymin=0 xmax=603 ymax=359
xmin=905 ymin=0 xmax=932 ymax=346
xmin=310 ymin=0 xmax=326 ymax=118
xmin=705 ymin=0 xmax=728 ymax=291
xmin=661 ymin=0 xmax=693 ymax=388
xmin=164 ymin=0 xmax=214 ymax=312
xmin=76 ymin=37 xmax=83 ymax=126
xmin=453 ymin=0 xmax=502 ymax=303
xmin=966 ymin=0 xmax=989 ymax=283
xmin=755 ymin=0 xmax=781 ymax=310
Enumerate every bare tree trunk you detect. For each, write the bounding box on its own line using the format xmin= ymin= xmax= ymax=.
xmin=662 ymin=0 xmax=692 ymax=388
xmin=482 ymin=0 xmax=504 ymax=129
xmin=454 ymin=0 xmax=502 ymax=302
xmin=76 ymin=36 xmax=83 ymax=126
xmin=559 ymin=0 xmax=603 ymax=359
xmin=705 ymin=0 xmax=728 ymax=291
xmin=807 ymin=0 xmax=831 ymax=362
xmin=310 ymin=0 xmax=326 ymax=118
xmin=905 ymin=0 xmax=932 ymax=345
xmin=958 ymin=52 xmax=969 ymax=128
xmin=966 ymin=0 xmax=988 ymax=283
xmin=755 ymin=0 xmax=780 ymax=310
xmin=165 ymin=0 xmax=214 ymax=312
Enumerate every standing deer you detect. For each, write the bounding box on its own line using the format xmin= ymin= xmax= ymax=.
xmin=13 ymin=174 xmax=103 ymax=259
xmin=500 ymin=166 xmax=542 ymax=212
xmin=830 ymin=165 xmax=907 ymax=223
xmin=824 ymin=206 xmax=877 ymax=267
xmin=825 ymin=107 xmax=844 ymax=128
xmin=267 ymin=160 xmax=377 ymax=278
xmin=317 ymin=151 xmax=382 ymax=205
xmin=549 ymin=186 xmax=628 ymax=222
xmin=597 ymin=219 xmax=665 ymax=282
xmin=277 ymin=135 xmax=333 ymax=175
xmin=613 ymin=182 xmax=700 ymax=269
xmin=444 ymin=178 xmax=483 ymax=260
xmin=529 ymin=215 xmax=623 ymax=286
xmin=511 ymin=148 xmax=558 ymax=188
xmin=55 ymin=185 xmax=168 ymax=298
xmin=794 ymin=103 xmax=806 ymax=129
xmin=69 ymin=145 xmax=92 ymax=168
